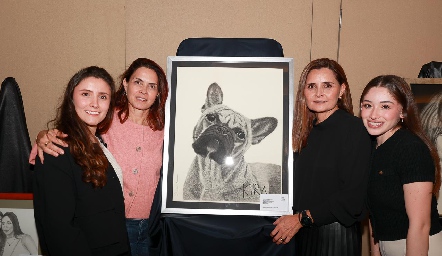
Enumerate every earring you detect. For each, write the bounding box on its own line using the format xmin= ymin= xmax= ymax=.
xmin=401 ymin=118 xmax=403 ymax=123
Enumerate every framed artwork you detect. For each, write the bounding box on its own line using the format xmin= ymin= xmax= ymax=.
xmin=409 ymin=78 xmax=442 ymax=216
xmin=161 ymin=56 xmax=294 ymax=216
xmin=0 ymin=206 xmax=39 ymax=256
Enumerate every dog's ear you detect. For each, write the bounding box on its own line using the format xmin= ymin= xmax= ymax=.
xmin=250 ymin=117 xmax=278 ymax=145
xmin=201 ymin=82 xmax=223 ymax=112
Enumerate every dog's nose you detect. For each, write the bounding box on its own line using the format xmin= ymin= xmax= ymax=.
xmin=216 ymin=125 xmax=230 ymax=135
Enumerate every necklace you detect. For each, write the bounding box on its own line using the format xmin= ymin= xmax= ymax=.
xmin=4 ymin=237 xmax=19 ymax=256
xmin=5 ymin=237 xmax=16 ymax=246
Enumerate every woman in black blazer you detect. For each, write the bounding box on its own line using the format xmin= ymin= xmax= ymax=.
xmin=33 ymin=66 xmax=129 ymax=256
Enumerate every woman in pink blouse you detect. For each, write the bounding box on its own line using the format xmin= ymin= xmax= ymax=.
xmin=30 ymin=58 xmax=168 ymax=256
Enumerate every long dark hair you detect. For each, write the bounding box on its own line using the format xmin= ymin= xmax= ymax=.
xmin=292 ymin=58 xmax=353 ymax=152
xmin=52 ymin=66 xmax=115 ymax=188
xmin=115 ymin=58 xmax=168 ymax=131
xmin=1 ymin=212 xmax=24 ymax=238
xmin=360 ymin=75 xmax=441 ymax=195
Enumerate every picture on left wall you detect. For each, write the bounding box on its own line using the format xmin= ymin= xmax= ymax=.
xmin=0 ymin=208 xmax=39 ymax=256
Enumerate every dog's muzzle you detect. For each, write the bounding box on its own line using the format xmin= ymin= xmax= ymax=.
xmin=192 ymin=124 xmax=235 ymax=165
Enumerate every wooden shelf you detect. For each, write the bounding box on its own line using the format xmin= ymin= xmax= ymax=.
xmin=405 ymin=78 xmax=442 ymax=84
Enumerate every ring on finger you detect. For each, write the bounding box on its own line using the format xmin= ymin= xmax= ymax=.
xmin=44 ymin=141 xmax=50 ymax=146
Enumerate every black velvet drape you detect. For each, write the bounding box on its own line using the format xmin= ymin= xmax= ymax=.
xmin=0 ymin=77 xmax=33 ymax=192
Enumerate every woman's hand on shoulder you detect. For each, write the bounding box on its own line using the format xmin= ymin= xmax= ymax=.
xmin=36 ymin=129 xmax=68 ymax=163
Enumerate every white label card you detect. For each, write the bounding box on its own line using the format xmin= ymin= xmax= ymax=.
xmin=260 ymin=194 xmax=289 ymax=212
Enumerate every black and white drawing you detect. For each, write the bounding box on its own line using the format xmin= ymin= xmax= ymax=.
xmin=183 ymin=82 xmax=281 ymax=202
xmin=0 ymin=208 xmax=39 ymax=256
xmin=161 ymin=56 xmax=294 ymax=216
xmin=410 ymin=81 xmax=442 ymax=215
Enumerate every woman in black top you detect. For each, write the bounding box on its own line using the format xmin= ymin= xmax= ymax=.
xmin=270 ymin=58 xmax=371 ymax=255
xmin=33 ymin=66 xmax=130 ymax=256
xmin=360 ymin=75 xmax=442 ymax=255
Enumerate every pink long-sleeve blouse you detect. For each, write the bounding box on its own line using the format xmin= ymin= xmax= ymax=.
xmin=102 ymin=113 xmax=164 ymax=219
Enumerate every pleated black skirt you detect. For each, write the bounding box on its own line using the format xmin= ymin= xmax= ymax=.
xmin=295 ymin=222 xmax=362 ymax=256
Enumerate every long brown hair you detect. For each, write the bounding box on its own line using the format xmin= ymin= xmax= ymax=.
xmin=53 ymin=66 xmax=115 ymax=188
xmin=115 ymin=58 xmax=168 ymax=131
xmin=292 ymin=58 xmax=353 ymax=152
xmin=360 ymin=75 xmax=441 ymax=195
xmin=1 ymin=212 xmax=24 ymax=237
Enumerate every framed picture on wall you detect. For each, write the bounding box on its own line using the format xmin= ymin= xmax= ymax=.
xmin=409 ymin=79 xmax=442 ymax=150
xmin=161 ymin=56 xmax=294 ymax=216
xmin=409 ymin=78 xmax=442 ymax=215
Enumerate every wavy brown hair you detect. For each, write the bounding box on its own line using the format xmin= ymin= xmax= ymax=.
xmin=292 ymin=58 xmax=353 ymax=152
xmin=360 ymin=75 xmax=441 ymax=195
xmin=52 ymin=66 xmax=115 ymax=188
xmin=115 ymin=58 xmax=168 ymax=131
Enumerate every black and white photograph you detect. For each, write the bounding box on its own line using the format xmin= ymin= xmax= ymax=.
xmin=161 ymin=56 xmax=294 ymax=216
xmin=410 ymin=81 xmax=442 ymax=215
xmin=0 ymin=208 xmax=38 ymax=256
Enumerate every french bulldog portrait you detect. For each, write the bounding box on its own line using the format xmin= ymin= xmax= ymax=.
xmin=183 ymin=82 xmax=281 ymax=202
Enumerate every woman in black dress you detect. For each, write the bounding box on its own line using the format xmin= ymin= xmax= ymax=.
xmin=271 ymin=58 xmax=371 ymax=256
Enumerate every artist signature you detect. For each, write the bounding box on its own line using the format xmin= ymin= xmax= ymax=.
xmin=242 ymin=182 xmax=267 ymax=199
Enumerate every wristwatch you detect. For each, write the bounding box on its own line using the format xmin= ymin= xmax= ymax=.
xmin=299 ymin=210 xmax=313 ymax=227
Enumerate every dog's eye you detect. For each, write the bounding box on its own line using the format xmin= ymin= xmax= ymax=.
xmin=233 ymin=128 xmax=246 ymax=140
xmin=206 ymin=113 xmax=217 ymax=122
